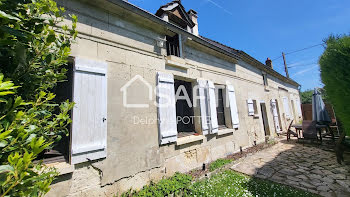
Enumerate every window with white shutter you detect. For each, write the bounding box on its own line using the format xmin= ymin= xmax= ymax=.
xmin=283 ymin=97 xmax=291 ymax=119
xmin=296 ymin=98 xmax=302 ymax=117
xmin=226 ymin=85 xmax=239 ymax=128
xmin=197 ymin=79 xmax=210 ymax=135
xmin=207 ymin=81 xmax=218 ymax=134
xmin=215 ymin=85 xmax=226 ymax=128
xmin=71 ymin=57 xmax=107 ymax=164
xmin=157 ymin=72 xmax=177 ymax=145
xmin=270 ymin=99 xmax=281 ymax=132
xmin=247 ymin=99 xmax=254 ymax=116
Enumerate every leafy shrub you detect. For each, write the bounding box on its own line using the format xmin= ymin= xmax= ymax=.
xmin=209 ymin=159 xmax=232 ymax=172
xmin=121 ymin=172 xmax=192 ymax=197
xmin=0 ymin=0 xmax=77 ymax=100
xmin=319 ymin=35 xmax=350 ymax=135
xmin=0 ymin=0 xmax=77 ymax=196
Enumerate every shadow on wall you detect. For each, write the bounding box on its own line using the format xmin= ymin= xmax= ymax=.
xmin=233 ymin=138 xmax=350 ymax=196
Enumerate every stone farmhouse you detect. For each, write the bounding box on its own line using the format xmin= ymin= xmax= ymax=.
xmin=47 ymin=0 xmax=303 ymax=196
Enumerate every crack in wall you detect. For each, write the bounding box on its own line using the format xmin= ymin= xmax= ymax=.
xmin=101 ymin=166 xmax=163 ymax=188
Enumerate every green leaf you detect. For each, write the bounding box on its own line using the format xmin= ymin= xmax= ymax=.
xmin=46 ymin=34 xmax=56 ymax=43
xmin=0 ymin=140 xmax=8 ymax=147
xmin=0 ymin=10 xmax=20 ymax=21
xmin=0 ymin=26 xmax=27 ymax=38
xmin=39 ymin=91 xmax=46 ymax=98
xmin=26 ymin=134 xmax=36 ymax=144
xmin=0 ymin=165 xmax=14 ymax=174
xmin=0 ymin=91 xmax=15 ymax=96
xmin=13 ymin=96 xmax=23 ymax=108
xmin=0 ymin=129 xmax=12 ymax=140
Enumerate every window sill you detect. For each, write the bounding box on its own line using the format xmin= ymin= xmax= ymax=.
xmin=253 ymin=114 xmax=260 ymax=118
xmin=176 ymin=135 xmax=205 ymax=146
xmin=166 ymin=55 xmax=189 ymax=69
xmin=45 ymin=162 xmax=74 ymax=175
xmin=217 ymin=129 xmax=234 ymax=136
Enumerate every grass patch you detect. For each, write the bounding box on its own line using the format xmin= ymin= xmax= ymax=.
xmin=121 ymin=172 xmax=192 ymax=197
xmin=122 ymin=170 xmax=318 ymax=197
xmin=189 ymin=170 xmax=318 ymax=197
xmin=209 ymin=158 xmax=233 ymax=171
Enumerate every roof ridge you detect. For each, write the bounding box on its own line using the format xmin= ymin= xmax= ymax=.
xmin=200 ymin=36 xmax=240 ymax=53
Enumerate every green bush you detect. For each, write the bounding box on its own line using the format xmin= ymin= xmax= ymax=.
xmin=319 ymin=35 xmax=350 ymax=135
xmin=0 ymin=0 xmax=77 ymax=196
xmin=209 ymin=159 xmax=232 ymax=172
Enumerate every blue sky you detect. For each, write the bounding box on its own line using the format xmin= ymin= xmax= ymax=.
xmin=128 ymin=0 xmax=350 ymax=91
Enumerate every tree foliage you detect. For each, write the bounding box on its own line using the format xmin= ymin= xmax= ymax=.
xmin=0 ymin=0 xmax=77 ymax=196
xmin=300 ymin=90 xmax=313 ymax=104
xmin=319 ymin=35 xmax=350 ymax=136
xmin=300 ymin=88 xmax=329 ymax=104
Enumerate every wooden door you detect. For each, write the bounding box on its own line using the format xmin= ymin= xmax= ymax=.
xmin=260 ymin=103 xmax=270 ymax=136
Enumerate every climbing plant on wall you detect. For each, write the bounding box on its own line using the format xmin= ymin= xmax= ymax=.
xmin=0 ymin=0 xmax=77 ymax=196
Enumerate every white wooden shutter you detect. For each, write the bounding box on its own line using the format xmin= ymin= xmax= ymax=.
xmin=296 ymin=98 xmax=302 ymax=117
xmin=247 ymin=99 xmax=254 ymax=116
xmin=197 ymin=79 xmax=210 ymax=135
xmin=283 ymin=97 xmax=291 ymax=119
xmin=226 ymin=85 xmax=239 ymax=128
xmin=207 ymin=81 xmax=218 ymax=134
xmin=270 ymin=99 xmax=280 ymax=132
xmin=157 ymin=72 xmax=177 ymax=145
xmin=71 ymin=57 xmax=107 ymax=164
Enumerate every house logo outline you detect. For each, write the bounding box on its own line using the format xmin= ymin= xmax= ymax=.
xmin=120 ymin=75 xmax=153 ymax=108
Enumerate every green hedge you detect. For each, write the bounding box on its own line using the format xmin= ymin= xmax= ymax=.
xmin=319 ymin=35 xmax=350 ymax=135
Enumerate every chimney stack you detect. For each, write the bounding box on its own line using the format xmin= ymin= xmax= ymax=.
xmin=265 ymin=58 xmax=273 ymax=69
xmin=188 ymin=9 xmax=199 ymax=36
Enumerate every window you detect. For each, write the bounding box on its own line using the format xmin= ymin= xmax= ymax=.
xmin=282 ymin=97 xmax=291 ymax=119
xmin=174 ymin=79 xmax=195 ymax=137
xmin=263 ymin=73 xmax=268 ymax=86
xmin=215 ymin=85 xmax=226 ymax=129
xmin=36 ymin=62 xmax=73 ymax=164
xmin=166 ymin=34 xmax=180 ymax=57
xmin=37 ymin=57 xmax=109 ymax=164
xmin=253 ymin=100 xmax=259 ymax=115
xmin=247 ymin=99 xmax=258 ymax=117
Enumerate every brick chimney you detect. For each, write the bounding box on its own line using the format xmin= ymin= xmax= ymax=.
xmin=265 ymin=58 xmax=273 ymax=69
xmin=188 ymin=9 xmax=198 ymax=36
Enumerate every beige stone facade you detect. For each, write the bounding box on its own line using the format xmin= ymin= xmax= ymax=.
xmin=47 ymin=0 xmax=302 ymax=196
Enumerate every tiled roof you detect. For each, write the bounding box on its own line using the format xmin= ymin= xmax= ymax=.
xmin=200 ymin=36 xmax=240 ymax=55
xmin=200 ymin=36 xmax=299 ymax=86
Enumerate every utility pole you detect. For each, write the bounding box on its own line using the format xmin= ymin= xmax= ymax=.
xmin=282 ymin=52 xmax=289 ymax=78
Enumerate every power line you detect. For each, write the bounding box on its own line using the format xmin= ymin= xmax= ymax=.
xmin=274 ymin=56 xmax=319 ymax=68
xmin=271 ymin=43 xmax=324 ymax=61
xmin=284 ymin=43 xmax=323 ymax=56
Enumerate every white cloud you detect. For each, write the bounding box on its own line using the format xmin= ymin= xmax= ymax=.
xmin=288 ymin=57 xmax=318 ymax=68
xmin=291 ymin=64 xmax=319 ymax=77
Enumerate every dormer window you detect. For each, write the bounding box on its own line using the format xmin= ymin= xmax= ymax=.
xmin=166 ymin=34 xmax=181 ymax=57
xmin=156 ymin=0 xmax=198 ymax=35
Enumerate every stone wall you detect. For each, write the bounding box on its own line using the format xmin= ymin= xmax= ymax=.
xmin=47 ymin=0 xmax=302 ymax=196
